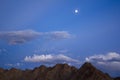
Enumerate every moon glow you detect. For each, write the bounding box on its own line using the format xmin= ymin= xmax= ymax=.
xmin=74 ymin=9 xmax=79 ymax=14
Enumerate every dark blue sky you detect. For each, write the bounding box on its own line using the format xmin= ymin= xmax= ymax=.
xmin=0 ymin=0 xmax=120 ymax=77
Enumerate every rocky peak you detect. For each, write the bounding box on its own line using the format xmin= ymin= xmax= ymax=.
xmin=82 ymin=62 xmax=95 ymax=67
xmin=10 ymin=68 xmax=17 ymax=71
xmin=53 ymin=63 xmax=69 ymax=69
xmin=72 ymin=62 xmax=113 ymax=80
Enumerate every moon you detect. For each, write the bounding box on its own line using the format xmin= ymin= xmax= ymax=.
xmin=74 ymin=9 xmax=79 ymax=14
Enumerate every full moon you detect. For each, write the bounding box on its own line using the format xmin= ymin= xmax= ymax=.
xmin=74 ymin=9 xmax=79 ymax=14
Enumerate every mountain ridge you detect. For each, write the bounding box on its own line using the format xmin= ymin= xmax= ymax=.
xmin=0 ymin=62 xmax=120 ymax=80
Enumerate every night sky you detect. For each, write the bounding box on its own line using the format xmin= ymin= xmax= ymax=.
xmin=0 ymin=0 xmax=120 ymax=77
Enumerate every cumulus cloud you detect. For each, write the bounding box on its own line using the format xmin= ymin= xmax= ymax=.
xmin=85 ymin=52 xmax=120 ymax=71
xmin=0 ymin=30 xmax=72 ymax=45
xmin=24 ymin=54 xmax=80 ymax=64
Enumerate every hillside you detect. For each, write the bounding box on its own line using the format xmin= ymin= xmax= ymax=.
xmin=0 ymin=62 xmax=119 ymax=80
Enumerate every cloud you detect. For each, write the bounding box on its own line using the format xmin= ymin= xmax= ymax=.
xmin=0 ymin=30 xmax=41 ymax=45
xmin=24 ymin=54 xmax=80 ymax=64
xmin=0 ymin=30 xmax=72 ymax=45
xmin=5 ymin=63 xmax=22 ymax=67
xmin=45 ymin=31 xmax=72 ymax=40
xmin=0 ymin=48 xmax=7 ymax=53
xmin=85 ymin=52 xmax=120 ymax=71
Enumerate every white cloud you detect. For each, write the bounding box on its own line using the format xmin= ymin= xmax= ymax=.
xmin=85 ymin=52 xmax=120 ymax=71
xmin=24 ymin=54 xmax=80 ymax=64
xmin=0 ymin=30 xmax=72 ymax=45
xmin=85 ymin=52 xmax=120 ymax=62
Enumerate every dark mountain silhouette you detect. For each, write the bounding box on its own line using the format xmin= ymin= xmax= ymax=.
xmin=0 ymin=62 xmax=119 ymax=80
xmin=114 ymin=77 xmax=120 ymax=80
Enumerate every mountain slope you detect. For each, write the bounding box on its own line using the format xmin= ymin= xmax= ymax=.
xmin=0 ymin=62 xmax=118 ymax=80
xmin=70 ymin=62 xmax=113 ymax=80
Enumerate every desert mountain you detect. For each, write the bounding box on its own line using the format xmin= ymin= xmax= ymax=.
xmin=0 ymin=62 xmax=119 ymax=80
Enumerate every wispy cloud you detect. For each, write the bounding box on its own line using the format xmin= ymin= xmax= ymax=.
xmin=0 ymin=30 xmax=41 ymax=45
xmin=85 ymin=52 xmax=120 ymax=71
xmin=24 ymin=54 xmax=80 ymax=64
xmin=5 ymin=63 xmax=22 ymax=67
xmin=0 ymin=30 xmax=72 ymax=45
xmin=0 ymin=48 xmax=7 ymax=54
xmin=45 ymin=31 xmax=72 ymax=40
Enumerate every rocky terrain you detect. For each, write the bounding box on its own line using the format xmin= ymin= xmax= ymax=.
xmin=0 ymin=62 xmax=119 ymax=80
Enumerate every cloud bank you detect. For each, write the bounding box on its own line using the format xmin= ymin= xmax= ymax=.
xmin=24 ymin=54 xmax=79 ymax=64
xmin=85 ymin=52 xmax=120 ymax=71
xmin=0 ymin=30 xmax=72 ymax=45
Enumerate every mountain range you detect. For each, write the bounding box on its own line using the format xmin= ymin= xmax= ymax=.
xmin=0 ymin=62 xmax=120 ymax=80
